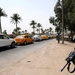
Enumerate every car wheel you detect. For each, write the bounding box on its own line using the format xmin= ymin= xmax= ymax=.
xmin=24 ymin=41 xmax=27 ymax=45
xmin=31 ymin=39 xmax=33 ymax=43
xmin=11 ymin=42 xmax=15 ymax=48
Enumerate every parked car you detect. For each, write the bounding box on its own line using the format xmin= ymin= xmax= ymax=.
xmin=46 ymin=34 xmax=52 ymax=39
xmin=52 ymin=34 xmax=56 ymax=38
xmin=41 ymin=35 xmax=48 ymax=40
xmin=0 ymin=34 xmax=15 ymax=48
xmin=33 ymin=35 xmax=42 ymax=41
xmin=14 ymin=35 xmax=33 ymax=45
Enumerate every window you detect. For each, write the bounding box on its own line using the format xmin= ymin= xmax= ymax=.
xmin=0 ymin=35 xmax=3 ymax=39
xmin=3 ymin=35 xmax=9 ymax=39
xmin=25 ymin=36 xmax=28 ymax=38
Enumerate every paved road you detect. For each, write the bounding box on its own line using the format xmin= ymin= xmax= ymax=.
xmin=0 ymin=39 xmax=53 ymax=70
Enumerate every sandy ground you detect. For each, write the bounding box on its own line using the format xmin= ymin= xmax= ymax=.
xmin=0 ymin=39 xmax=75 ymax=75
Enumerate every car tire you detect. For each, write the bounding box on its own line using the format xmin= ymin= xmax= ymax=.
xmin=24 ymin=41 xmax=27 ymax=45
xmin=11 ymin=42 xmax=15 ymax=48
xmin=31 ymin=40 xmax=34 ymax=43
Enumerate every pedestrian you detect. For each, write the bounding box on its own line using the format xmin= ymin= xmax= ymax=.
xmin=56 ymin=33 xmax=60 ymax=43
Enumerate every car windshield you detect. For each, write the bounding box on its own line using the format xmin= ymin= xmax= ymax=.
xmin=41 ymin=35 xmax=45 ymax=36
xmin=16 ymin=35 xmax=23 ymax=38
xmin=34 ymin=35 xmax=39 ymax=37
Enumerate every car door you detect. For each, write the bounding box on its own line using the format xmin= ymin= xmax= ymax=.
xmin=24 ymin=36 xmax=28 ymax=43
xmin=29 ymin=36 xmax=32 ymax=42
xmin=28 ymin=36 xmax=31 ymax=43
xmin=26 ymin=36 xmax=31 ymax=43
xmin=2 ymin=35 xmax=12 ymax=46
xmin=0 ymin=35 xmax=6 ymax=47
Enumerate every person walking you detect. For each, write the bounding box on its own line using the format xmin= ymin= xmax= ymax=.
xmin=56 ymin=33 xmax=60 ymax=43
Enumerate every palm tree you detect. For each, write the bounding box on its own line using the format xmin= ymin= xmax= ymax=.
xmin=10 ymin=13 xmax=21 ymax=35
xmin=3 ymin=30 xmax=7 ymax=34
xmin=36 ymin=28 xmax=39 ymax=34
xmin=0 ymin=8 xmax=7 ymax=33
xmin=41 ymin=28 xmax=45 ymax=34
xmin=37 ymin=23 xmax=42 ymax=35
xmin=25 ymin=30 xmax=27 ymax=33
xmin=13 ymin=27 xmax=21 ymax=34
xmin=55 ymin=26 xmax=60 ymax=33
xmin=49 ymin=17 xmax=55 ymax=25
xmin=21 ymin=31 xmax=24 ymax=34
xmin=30 ymin=20 xmax=37 ymax=35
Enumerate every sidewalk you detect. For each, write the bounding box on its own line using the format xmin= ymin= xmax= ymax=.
xmin=0 ymin=39 xmax=75 ymax=75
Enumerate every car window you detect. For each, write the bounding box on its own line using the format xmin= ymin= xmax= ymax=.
xmin=0 ymin=35 xmax=3 ymax=39
xmin=24 ymin=36 xmax=27 ymax=38
xmin=25 ymin=36 xmax=29 ymax=38
xmin=3 ymin=35 xmax=9 ymax=39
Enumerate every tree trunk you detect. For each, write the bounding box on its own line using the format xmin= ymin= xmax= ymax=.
xmin=16 ymin=22 xmax=18 ymax=35
xmin=33 ymin=28 xmax=35 ymax=35
xmin=39 ymin=27 xmax=40 ymax=35
xmin=0 ymin=17 xmax=2 ymax=33
xmin=62 ymin=0 xmax=64 ymax=44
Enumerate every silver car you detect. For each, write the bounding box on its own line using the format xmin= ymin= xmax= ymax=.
xmin=46 ymin=34 xmax=52 ymax=39
xmin=33 ymin=35 xmax=42 ymax=41
xmin=0 ymin=34 xmax=15 ymax=48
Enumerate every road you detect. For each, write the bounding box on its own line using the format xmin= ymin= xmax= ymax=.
xmin=0 ymin=39 xmax=53 ymax=71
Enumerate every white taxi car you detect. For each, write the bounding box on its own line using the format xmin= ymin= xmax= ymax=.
xmin=0 ymin=34 xmax=15 ymax=48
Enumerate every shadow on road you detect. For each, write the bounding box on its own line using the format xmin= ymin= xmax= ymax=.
xmin=16 ymin=43 xmax=34 ymax=46
xmin=0 ymin=47 xmax=17 ymax=52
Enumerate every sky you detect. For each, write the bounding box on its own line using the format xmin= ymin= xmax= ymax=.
xmin=0 ymin=0 xmax=57 ymax=34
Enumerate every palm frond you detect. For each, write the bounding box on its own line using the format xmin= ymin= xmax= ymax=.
xmin=0 ymin=8 xmax=7 ymax=17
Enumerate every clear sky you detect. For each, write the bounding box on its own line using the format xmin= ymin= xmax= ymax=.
xmin=0 ymin=0 xmax=57 ymax=34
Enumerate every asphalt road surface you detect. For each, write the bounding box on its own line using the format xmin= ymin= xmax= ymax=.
xmin=0 ymin=39 xmax=53 ymax=70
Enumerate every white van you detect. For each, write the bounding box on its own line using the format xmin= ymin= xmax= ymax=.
xmin=0 ymin=34 xmax=15 ymax=48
